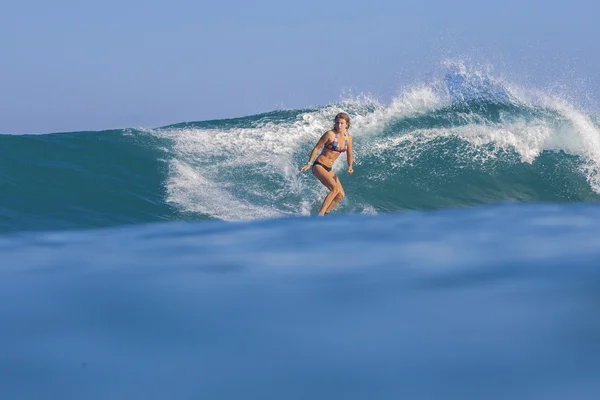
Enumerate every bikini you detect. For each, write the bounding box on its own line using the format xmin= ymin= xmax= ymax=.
xmin=325 ymin=132 xmax=348 ymax=153
xmin=312 ymin=132 xmax=348 ymax=172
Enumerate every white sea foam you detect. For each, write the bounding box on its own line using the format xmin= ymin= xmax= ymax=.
xmin=505 ymin=85 xmax=600 ymax=191
xmin=361 ymin=62 xmax=600 ymax=192
xmin=165 ymin=159 xmax=281 ymax=221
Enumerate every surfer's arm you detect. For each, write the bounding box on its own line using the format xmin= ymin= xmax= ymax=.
xmin=300 ymin=131 xmax=332 ymax=172
xmin=347 ymin=135 xmax=354 ymax=174
xmin=309 ymin=131 xmax=332 ymax=162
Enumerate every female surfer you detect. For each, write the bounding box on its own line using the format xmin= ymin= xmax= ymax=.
xmin=300 ymin=112 xmax=354 ymax=216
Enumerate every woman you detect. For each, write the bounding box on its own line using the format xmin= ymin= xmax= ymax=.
xmin=300 ymin=112 xmax=354 ymax=216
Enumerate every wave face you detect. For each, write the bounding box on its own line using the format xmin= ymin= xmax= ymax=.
xmin=0 ymin=129 xmax=180 ymax=232
xmin=2 ymin=62 xmax=600 ymax=232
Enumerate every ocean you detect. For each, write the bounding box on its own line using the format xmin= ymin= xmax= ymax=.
xmin=2 ymin=62 xmax=600 ymax=399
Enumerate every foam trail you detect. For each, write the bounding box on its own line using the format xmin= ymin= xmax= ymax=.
xmin=166 ymin=160 xmax=281 ymax=220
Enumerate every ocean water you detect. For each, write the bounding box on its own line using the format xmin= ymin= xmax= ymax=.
xmin=2 ymin=62 xmax=600 ymax=398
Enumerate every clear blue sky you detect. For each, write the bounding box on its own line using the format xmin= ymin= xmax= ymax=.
xmin=1 ymin=0 xmax=598 ymax=133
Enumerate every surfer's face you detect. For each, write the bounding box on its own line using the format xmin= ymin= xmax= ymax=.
xmin=334 ymin=118 xmax=348 ymax=132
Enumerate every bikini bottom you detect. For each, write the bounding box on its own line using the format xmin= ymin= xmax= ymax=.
xmin=312 ymin=160 xmax=332 ymax=172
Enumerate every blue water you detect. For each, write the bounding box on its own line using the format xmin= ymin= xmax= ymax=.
xmin=2 ymin=63 xmax=600 ymax=398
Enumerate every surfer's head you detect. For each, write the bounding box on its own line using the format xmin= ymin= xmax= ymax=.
xmin=334 ymin=112 xmax=351 ymax=131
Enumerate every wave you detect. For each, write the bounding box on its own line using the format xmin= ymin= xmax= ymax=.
xmin=1 ymin=61 xmax=599 ymax=232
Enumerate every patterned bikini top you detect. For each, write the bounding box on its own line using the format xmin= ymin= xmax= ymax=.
xmin=325 ymin=132 xmax=348 ymax=153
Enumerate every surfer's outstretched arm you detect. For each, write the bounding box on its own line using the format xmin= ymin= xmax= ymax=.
xmin=346 ymin=135 xmax=354 ymax=174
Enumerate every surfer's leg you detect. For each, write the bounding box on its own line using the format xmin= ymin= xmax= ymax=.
xmin=312 ymin=165 xmax=341 ymax=216
xmin=325 ymin=177 xmax=344 ymax=213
